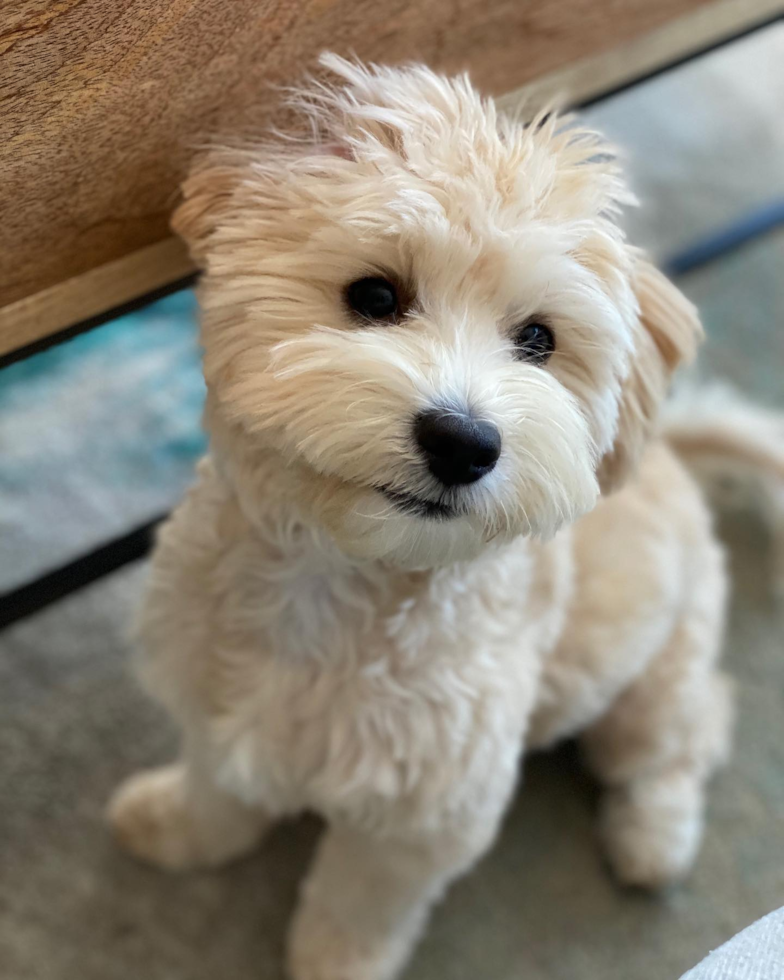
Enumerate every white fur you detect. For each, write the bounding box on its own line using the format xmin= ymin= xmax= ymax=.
xmin=107 ymin=57 xmax=748 ymax=980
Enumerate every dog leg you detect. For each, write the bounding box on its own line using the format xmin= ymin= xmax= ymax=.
xmin=581 ymin=613 xmax=734 ymax=889
xmin=107 ymin=755 xmax=272 ymax=872
xmin=287 ymin=821 xmax=494 ymax=980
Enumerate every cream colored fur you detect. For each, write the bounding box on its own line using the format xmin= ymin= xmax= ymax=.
xmin=664 ymin=383 xmax=784 ymax=595
xmin=108 ymin=56 xmax=740 ymax=980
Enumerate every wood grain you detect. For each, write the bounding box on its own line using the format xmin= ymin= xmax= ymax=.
xmin=1 ymin=0 xmax=778 ymax=357
xmin=2 ymin=0 xmax=715 ymax=310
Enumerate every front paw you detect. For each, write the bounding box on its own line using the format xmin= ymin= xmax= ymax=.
xmin=599 ymin=773 xmax=704 ymax=889
xmin=287 ymin=901 xmax=409 ymax=980
xmin=108 ymin=764 xmax=262 ymax=872
xmin=107 ymin=765 xmax=209 ymax=871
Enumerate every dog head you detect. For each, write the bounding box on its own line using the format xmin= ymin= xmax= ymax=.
xmin=173 ymin=55 xmax=702 ymax=568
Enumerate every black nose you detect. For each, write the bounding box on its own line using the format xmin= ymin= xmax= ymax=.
xmin=414 ymin=410 xmax=501 ymax=487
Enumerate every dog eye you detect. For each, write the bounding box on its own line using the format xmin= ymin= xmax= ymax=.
xmin=513 ymin=321 xmax=555 ymax=364
xmin=346 ymin=277 xmax=399 ymax=321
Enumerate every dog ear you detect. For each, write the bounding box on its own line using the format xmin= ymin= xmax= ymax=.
xmin=172 ymin=142 xmax=354 ymax=268
xmin=171 ymin=155 xmax=242 ymax=267
xmin=597 ymin=259 xmax=703 ymax=493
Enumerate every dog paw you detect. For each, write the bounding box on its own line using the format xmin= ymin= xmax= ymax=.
xmin=599 ymin=772 xmax=703 ymax=889
xmin=107 ymin=765 xmax=264 ymax=871
xmin=287 ymin=902 xmax=408 ymax=980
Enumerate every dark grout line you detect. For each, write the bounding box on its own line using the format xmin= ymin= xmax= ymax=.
xmin=0 ymin=275 xmax=198 ymax=372
xmin=575 ymin=11 xmax=783 ymax=110
xmin=0 ymin=517 xmax=166 ymax=631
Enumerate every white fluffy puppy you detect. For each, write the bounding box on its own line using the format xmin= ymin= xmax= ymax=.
xmin=109 ymin=55 xmax=736 ymax=980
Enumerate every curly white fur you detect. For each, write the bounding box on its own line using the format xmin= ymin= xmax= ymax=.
xmin=107 ymin=56 xmax=742 ymax=980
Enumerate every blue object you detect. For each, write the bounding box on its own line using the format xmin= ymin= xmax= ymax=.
xmin=665 ymin=199 xmax=784 ymax=277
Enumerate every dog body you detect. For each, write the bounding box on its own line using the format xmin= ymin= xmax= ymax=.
xmin=109 ymin=57 xmax=734 ymax=979
xmin=129 ymin=436 xmax=727 ymax=836
xmin=113 ymin=443 xmax=730 ymax=978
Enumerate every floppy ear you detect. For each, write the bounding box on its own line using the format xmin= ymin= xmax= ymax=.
xmin=171 ymin=154 xmax=243 ymax=268
xmin=172 ymin=140 xmax=354 ymax=268
xmin=597 ymin=259 xmax=703 ymax=493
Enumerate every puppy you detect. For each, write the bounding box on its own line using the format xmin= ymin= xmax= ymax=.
xmin=109 ymin=55 xmax=736 ymax=980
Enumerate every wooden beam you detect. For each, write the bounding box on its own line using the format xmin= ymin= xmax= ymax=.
xmin=1 ymin=0 xmax=778 ymax=358
xmin=0 ymin=239 xmax=194 ymax=361
xmin=498 ymin=0 xmax=782 ymax=111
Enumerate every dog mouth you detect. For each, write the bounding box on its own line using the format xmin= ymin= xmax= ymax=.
xmin=375 ymin=485 xmax=457 ymax=520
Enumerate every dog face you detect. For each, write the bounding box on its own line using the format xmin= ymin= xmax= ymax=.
xmin=174 ymin=55 xmax=701 ymax=568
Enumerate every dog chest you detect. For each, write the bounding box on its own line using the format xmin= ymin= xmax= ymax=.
xmin=210 ymin=564 xmax=538 ymax=827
